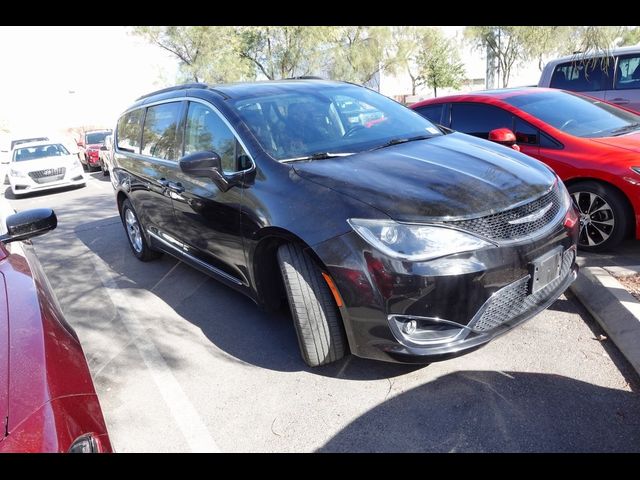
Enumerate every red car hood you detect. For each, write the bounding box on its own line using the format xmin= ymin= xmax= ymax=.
xmin=591 ymin=131 xmax=640 ymax=154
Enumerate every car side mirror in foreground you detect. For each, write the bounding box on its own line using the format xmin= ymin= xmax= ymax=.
xmin=179 ymin=151 xmax=231 ymax=191
xmin=488 ymin=128 xmax=520 ymax=151
xmin=0 ymin=208 xmax=57 ymax=244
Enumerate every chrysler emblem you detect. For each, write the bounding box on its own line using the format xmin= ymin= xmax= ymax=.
xmin=43 ymin=169 xmax=53 ymax=176
xmin=508 ymin=203 xmax=553 ymax=224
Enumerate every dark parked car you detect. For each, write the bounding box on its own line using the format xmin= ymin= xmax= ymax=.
xmin=78 ymin=129 xmax=112 ymax=171
xmin=112 ymin=80 xmax=579 ymax=367
xmin=412 ymin=88 xmax=640 ymax=251
xmin=0 ymin=199 xmax=112 ymax=452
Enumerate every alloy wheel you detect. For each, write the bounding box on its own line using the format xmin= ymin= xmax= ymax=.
xmin=125 ymin=208 xmax=143 ymax=253
xmin=571 ymin=191 xmax=615 ymax=247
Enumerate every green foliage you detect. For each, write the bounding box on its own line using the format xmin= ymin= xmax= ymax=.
xmin=618 ymin=26 xmax=640 ymax=46
xmin=328 ymin=26 xmax=396 ymax=86
xmin=237 ymin=26 xmax=334 ymax=80
xmin=131 ymin=26 xmax=254 ymax=83
xmin=414 ymin=28 xmax=465 ymax=97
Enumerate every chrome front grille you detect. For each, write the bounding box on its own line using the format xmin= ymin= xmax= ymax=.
xmin=469 ymin=248 xmax=575 ymax=332
xmin=28 ymin=167 xmax=66 ymax=184
xmin=444 ymin=186 xmax=561 ymax=242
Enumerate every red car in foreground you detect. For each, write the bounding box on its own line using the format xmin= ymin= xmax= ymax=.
xmin=0 ymin=201 xmax=111 ymax=452
xmin=412 ymin=88 xmax=640 ymax=251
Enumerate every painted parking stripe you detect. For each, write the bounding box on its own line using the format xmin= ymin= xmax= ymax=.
xmin=89 ymin=253 xmax=221 ymax=453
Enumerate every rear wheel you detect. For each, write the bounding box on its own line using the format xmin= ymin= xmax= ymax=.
xmin=568 ymin=181 xmax=630 ymax=252
xmin=277 ymin=243 xmax=347 ymax=367
xmin=120 ymin=199 xmax=161 ymax=261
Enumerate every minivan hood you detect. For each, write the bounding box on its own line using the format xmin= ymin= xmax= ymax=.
xmin=591 ymin=131 xmax=640 ymax=154
xmin=292 ymin=132 xmax=556 ymax=221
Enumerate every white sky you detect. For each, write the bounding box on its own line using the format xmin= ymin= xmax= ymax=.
xmin=0 ymin=26 xmax=178 ymax=137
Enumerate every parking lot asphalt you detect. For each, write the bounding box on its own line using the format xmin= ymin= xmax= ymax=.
xmin=5 ymin=174 xmax=640 ymax=452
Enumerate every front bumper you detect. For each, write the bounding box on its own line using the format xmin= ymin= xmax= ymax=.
xmin=10 ymin=169 xmax=85 ymax=195
xmin=313 ymin=220 xmax=578 ymax=363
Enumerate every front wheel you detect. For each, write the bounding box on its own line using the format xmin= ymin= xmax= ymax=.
xmin=568 ymin=181 xmax=630 ymax=252
xmin=120 ymin=199 xmax=162 ymax=261
xmin=277 ymin=243 xmax=347 ymax=367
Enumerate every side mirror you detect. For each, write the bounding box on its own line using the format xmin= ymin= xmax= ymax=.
xmin=0 ymin=208 xmax=57 ymax=244
xmin=179 ymin=151 xmax=230 ymax=191
xmin=77 ymin=141 xmax=85 ymax=148
xmin=488 ymin=128 xmax=519 ymax=150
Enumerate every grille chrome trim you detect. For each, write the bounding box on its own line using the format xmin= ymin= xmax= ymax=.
xmin=442 ymin=185 xmax=564 ymax=244
xmin=28 ymin=167 xmax=66 ymax=184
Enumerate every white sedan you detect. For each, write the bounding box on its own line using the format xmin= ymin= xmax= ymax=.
xmin=8 ymin=141 xmax=86 ymax=197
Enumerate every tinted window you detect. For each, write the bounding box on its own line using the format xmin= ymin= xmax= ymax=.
xmin=514 ymin=117 xmax=538 ymax=145
xmin=503 ymin=90 xmax=640 ymax=138
xmin=13 ymin=143 xmax=69 ymax=162
xmin=550 ymin=58 xmax=614 ymax=92
xmin=231 ymin=84 xmax=440 ymax=161
xmin=184 ymin=102 xmax=248 ymax=173
xmin=86 ymin=131 xmax=110 ymax=145
xmin=450 ymin=103 xmax=512 ymax=139
xmin=141 ymin=102 xmax=182 ymax=161
xmin=116 ymin=109 xmax=143 ymax=154
xmin=615 ymin=54 xmax=640 ymax=90
xmin=414 ymin=104 xmax=444 ymax=124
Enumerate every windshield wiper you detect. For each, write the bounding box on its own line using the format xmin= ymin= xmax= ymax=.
xmin=609 ymin=122 xmax=640 ymax=136
xmin=370 ymin=134 xmax=433 ymax=151
xmin=281 ymin=152 xmax=355 ymax=163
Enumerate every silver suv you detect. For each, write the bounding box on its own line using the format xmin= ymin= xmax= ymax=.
xmin=539 ymin=46 xmax=640 ymax=113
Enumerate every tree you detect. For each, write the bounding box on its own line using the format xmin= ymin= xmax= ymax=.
xmin=414 ymin=29 xmax=465 ymax=97
xmin=132 ymin=26 xmax=253 ymax=83
xmin=328 ymin=26 xmax=397 ymax=88
xmin=619 ymin=27 xmax=640 ymax=46
xmin=237 ymin=26 xmax=333 ymax=80
xmin=391 ymin=26 xmax=425 ymax=95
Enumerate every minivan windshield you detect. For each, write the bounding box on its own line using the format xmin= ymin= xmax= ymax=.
xmin=503 ymin=90 xmax=640 ymax=138
xmin=13 ymin=143 xmax=69 ymax=161
xmin=231 ymin=85 xmax=442 ymax=161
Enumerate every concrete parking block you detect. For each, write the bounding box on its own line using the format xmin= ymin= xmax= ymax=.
xmin=570 ymin=266 xmax=640 ymax=376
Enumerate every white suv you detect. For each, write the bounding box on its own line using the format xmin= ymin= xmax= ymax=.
xmin=539 ymin=46 xmax=640 ymax=113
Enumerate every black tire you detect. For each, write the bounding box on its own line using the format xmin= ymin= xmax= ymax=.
xmin=277 ymin=243 xmax=347 ymax=367
xmin=568 ymin=180 xmax=630 ymax=252
xmin=101 ymin=160 xmax=109 ymax=176
xmin=120 ymin=199 xmax=162 ymax=261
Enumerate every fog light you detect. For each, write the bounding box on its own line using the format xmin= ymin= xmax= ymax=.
xmin=403 ymin=319 xmax=417 ymax=335
xmin=389 ymin=314 xmax=469 ymax=346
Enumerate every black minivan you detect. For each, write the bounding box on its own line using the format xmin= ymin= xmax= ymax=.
xmin=112 ymin=80 xmax=579 ymax=367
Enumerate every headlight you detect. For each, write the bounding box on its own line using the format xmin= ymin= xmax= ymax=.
xmin=68 ymin=433 xmax=97 ymax=453
xmin=73 ymin=158 xmax=82 ymax=168
xmin=632 ymin=167 xmax=640 ymax=175
xmin=348 ymin=218 xmax=493 ymax=262
xmin=9 ymin=169 xmax=26 ymax=178
xmin=557 ymin=177 xmax=573 ymax=210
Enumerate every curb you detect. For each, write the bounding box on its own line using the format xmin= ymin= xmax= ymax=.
xmin=569 ymin=266 xmax=640 ymax=377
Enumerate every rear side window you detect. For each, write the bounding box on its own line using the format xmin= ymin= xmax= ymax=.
xmin=450 ymin=103 xmax=512 ymax=139
xmin=414 ymin=104 xmax=444 ymax=124
xmin=184 ymin=102 xmax=248 ymax=174
xmin=550 ymin=58 xmax=614 ymax=92
xmin=141 ymin=102 xmax=182 ymax=161
xmin=116 ymin=109 xmax=143 ymax=154
xmin=615 ymin=54 xmax=640 ymax=90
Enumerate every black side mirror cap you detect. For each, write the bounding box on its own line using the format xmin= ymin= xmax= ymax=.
xmin=179 ymin=151 xmax=230 ymax=191
xmin=0 ymin=208 xmax=57 ymax=244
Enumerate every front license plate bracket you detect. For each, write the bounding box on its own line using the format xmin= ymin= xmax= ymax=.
xmin=529 ymin=247 xmax=563 ymax=294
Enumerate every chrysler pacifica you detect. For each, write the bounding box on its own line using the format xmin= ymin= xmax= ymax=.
xmin=111 ymin=80 xmax=579 ymax=367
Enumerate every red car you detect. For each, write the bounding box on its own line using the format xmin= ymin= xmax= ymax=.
xmin=0 ymin=202 xmax=112 ymax=452
xmin=412 ymin=88 xmax=640 ymax=251
xmin=78 ymin=130 xmax=112 ymax=172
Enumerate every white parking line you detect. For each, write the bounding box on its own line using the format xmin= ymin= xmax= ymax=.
xmin=88 ymin=253 xmax=221 ymax=453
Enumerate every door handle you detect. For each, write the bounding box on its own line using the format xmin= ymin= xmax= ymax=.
xmin=166 ymin=181 xmax=185 ymax=194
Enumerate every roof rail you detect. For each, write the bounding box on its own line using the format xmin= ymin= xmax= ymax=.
xmin=136 ymin=83 xmax=209 ymax=101
xmin=286 ymin=76 xmax=324 ymax=80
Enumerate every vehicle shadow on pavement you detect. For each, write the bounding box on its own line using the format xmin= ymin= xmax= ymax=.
xmin=317 ymin=370 xmax=640 ymax=452
xmin=72 ymin=215 xmax=423 ymax=380
xmin=3 ymin=184 xmax=86 ymax=200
